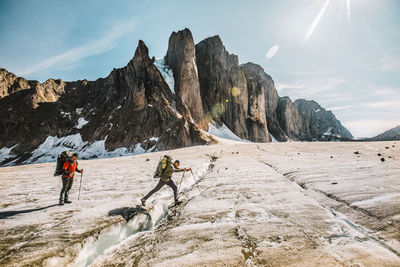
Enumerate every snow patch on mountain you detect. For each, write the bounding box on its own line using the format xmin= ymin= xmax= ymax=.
xmin=208 ymin=123 xmax=249 ymax=142
xmin=269 ymin=134 xmax=278 ymax=142
xmin=76 ymin=117 xmax=88 ymax=129
xmin=324 ymin=127 xmax=333 ymax=135
xmin=60 ymin=111 xmax=71 ymax=118
xmin=24 ymin=134 xmax=159 ymax=164
xmin=154 ymin=58 xmax=175 ymax=94
xmin=0 ymin=145 xmax=18 ymax=164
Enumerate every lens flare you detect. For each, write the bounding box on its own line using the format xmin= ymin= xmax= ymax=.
xmin=304 ymin=0 xmax=331 ymax=42
xmin=266 ymin=45 xmax=279 ymax=59
xmin=346 ymin=0 xmax=351 ymax=24
xmin=231 ymin=87 xmax=241 ymax=97
xmin=199 ymin=102 xmax=227 ymax=128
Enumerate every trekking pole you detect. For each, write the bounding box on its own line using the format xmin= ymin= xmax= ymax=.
xmin=78 ymin=173 xmax=83 ymax=200
xmin=177 ymin=170 xmax=186 ymax=193
xmin=189 ymin=169 xmax=201 ymax=192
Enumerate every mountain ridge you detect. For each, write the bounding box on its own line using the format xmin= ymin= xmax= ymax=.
xmin=366 ymin=125 xmax=400 ymax=141
xmin=0 ymin=29 xmax=353 ymax=166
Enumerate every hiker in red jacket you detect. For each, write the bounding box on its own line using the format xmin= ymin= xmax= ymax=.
xmin=59 ymin=153 xmax=83 ymax=205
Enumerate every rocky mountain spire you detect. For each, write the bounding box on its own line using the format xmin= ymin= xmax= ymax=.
xmin=241 ymin=63 xmax=287 ymax=141
xmin=164 ymin=28 xmax=206 ymax=129
xmin=195 ymin=35 xmax=251 ymax=140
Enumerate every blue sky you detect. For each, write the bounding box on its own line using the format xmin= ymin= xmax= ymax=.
xmin=1 ymin=0 xmax=399 ymax=137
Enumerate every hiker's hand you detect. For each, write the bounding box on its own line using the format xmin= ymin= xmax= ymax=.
xmin=69 ymin=173 xmax=74 ymax=177
xmin=189 ymin=168 xmax=192 ymax=171
xmin=80 ymin=169 xmax=84 ymax=173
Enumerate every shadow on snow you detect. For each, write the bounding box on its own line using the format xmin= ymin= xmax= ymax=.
xmin=108 ymin=205 xmax=150 ymax=222
xmin=0 ymin=204 xmax=59 ymax=219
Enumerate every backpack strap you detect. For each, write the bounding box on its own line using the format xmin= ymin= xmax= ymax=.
xmin=63 ymin=160 xmax=72 ymax=176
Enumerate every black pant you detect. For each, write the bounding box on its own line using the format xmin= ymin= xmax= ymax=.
xmin=60 ymin=177 xmax=73 ymax=201
xmin=143 ymin=179 xmax=178 ymax=202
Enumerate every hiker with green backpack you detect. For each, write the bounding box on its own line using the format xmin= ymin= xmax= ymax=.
xmin=141 ymin=155 xmax=191 ymax=206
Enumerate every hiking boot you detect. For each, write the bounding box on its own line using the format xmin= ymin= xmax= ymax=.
xmin=59 ymin=200 xmax=64 ymax=205
xmin=141 ymin=198 xmax=146 ymax=206
xmin=64 ymin=200 xmax=72 ymax=204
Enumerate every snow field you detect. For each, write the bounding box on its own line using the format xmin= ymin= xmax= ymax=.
xmin=0 ymin=141 xmax=399 ymax=266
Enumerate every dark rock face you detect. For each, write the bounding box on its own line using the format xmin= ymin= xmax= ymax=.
xmin=196 ymin=36 xmax=268 ymax=141
xmin=277 ymin=98 xmax=352 ymax=141
xmin=277 ymin=97 xmax=308 ymax=140
xmin=0 ymin=41 xmax=209 ymax=165
xmin=240 ymin=64 xmax=269 ymax=142
xmin=368 ymin=125 xmax=400 ymax=141
xmin=164 ymin=28 xmax=206 ymax=129
xmin=241 ymin=63 xmax=287 ymax=141
xmin=294 ymin=99 xmax=353 ymax=140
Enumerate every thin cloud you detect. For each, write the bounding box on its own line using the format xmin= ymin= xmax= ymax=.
xmin=329 ymin=99 xmax=400 ymax=112
xmin=380 ymin=53 xmax=400 ymax=71
xmin=15 ymin=18 xmax=137 ymax=76
xmin=276 ymin=77 xmax=346 ymax=97
xmin=364 ymin=100 xmax=400 ymax=110
xmin=327 ymin=104 xmax=357 ymax=111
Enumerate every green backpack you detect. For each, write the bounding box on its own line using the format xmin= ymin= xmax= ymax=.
xmin=154 ymin=155 xmax=171 ymax=178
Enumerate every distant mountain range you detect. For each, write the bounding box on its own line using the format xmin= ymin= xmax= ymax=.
xmin=365 ymin=126 xmax=400 ymax=141
xmin=0 ymin=28 xmax=353 ymax=166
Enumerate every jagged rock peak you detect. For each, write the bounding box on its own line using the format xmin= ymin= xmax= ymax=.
xmin=0 ymin=68 xmax=30 ymax=99
xmin=277 ymin=96 xmax=306 ymax=139
xmin=241 ymin=62 xmax=265 ymax=73
xmin=132 ymin=40 xmax=151 ymax=63
xmin=0 ymin=68 xmax=65 ymax=108
xmin=197 ymin=35 xmax=224 ymax=48
xmin=196 ymin=35 xmax=239 ymax=68
xmin=196 ymin=33 xmax=249 ymax=139
xmin=369 ymin=125 xmax=400 ymax=141
xmin=164 ymin=28 xmax=206 ymax=128
xmin=294 ymin=98 xmax=353 ymax=139
xmin=165 ymin=28 xmax=196 ymax=68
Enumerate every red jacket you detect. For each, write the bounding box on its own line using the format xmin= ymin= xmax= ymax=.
xmin=62 ymin=160 xmax=81 ymax=178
